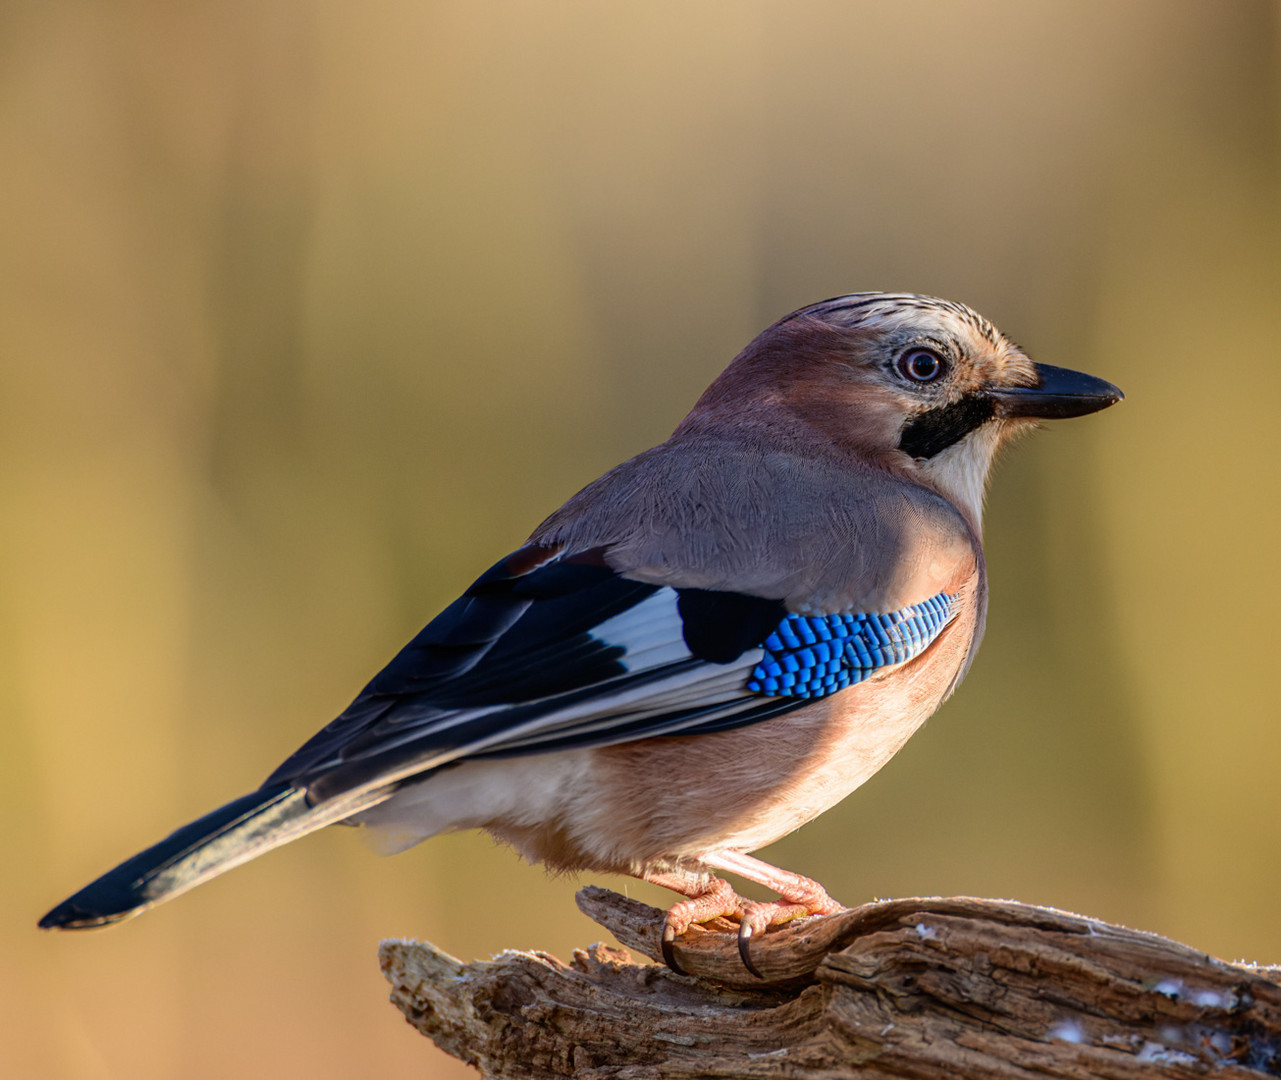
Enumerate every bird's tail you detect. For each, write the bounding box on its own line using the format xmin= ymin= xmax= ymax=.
xmin=39 ymin=783 xmax=390 ymax=930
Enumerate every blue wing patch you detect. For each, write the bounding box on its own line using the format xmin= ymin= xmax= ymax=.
xmin=747 ymin=592 xmax=958 ymax=699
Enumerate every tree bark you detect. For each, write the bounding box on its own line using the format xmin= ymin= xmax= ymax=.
xmin=380 ymin=888 xmax=1281 ymax=1078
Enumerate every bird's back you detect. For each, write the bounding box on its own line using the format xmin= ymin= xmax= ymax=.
xmin=532 ymin=429 xmax=981 ymax=617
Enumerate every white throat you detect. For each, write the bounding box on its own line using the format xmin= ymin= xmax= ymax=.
xmin=915 ymin=424 xmax=1001 ymax=532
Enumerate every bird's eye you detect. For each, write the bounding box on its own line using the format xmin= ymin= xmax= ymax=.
xmin=896 ymin=348 xmax=947 ymax=384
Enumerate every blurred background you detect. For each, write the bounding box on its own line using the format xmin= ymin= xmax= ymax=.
xmin=4 ymin=1 xmax=1280 ymax=1076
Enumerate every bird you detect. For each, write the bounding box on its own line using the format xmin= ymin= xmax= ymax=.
xmin=40 ymin=292 xmax=1122 ymax=976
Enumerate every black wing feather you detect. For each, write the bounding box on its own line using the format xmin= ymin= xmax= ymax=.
xmin=266 ymin=545 xmax=791 ymax=798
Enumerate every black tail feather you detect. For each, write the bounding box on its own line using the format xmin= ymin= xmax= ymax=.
xmin=40 ymin=786 xmax=310 ymax=929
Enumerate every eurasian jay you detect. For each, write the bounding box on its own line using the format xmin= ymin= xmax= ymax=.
xmin=40 ymin=292 xmax=1121 ymax=975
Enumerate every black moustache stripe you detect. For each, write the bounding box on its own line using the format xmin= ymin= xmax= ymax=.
xmin=899 ymin=395 xmax=996 ymax=459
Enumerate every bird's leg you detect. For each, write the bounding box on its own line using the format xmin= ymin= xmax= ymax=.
xmin=702 ymin=850 xmax=845 ymax=977
xmin=644 ymin=867 xmax=748 ymax=975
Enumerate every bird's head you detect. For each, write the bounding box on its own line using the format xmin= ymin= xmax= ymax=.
xmin=678 ymin=292 xmax=1122 ymax=530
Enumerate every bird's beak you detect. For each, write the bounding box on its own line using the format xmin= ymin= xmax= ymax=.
xmin=989 ymin=363 xmax=1124 ymax=420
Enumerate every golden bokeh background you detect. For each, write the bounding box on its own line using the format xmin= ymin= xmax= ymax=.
xmin=5 ymin=2 xmax=1280 ymax=1077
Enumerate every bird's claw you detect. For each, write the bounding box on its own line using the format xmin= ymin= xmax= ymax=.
xmin=737 ymin=919 xmax=763 ymax=979
xmin=660 ymin=922 xmax=686 ymax=975
xmin=663 ymin=917 xmax=760 ymax=979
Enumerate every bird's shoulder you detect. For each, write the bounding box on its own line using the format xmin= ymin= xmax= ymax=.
xmin=530 ymin=433 xmax=979 ymax=613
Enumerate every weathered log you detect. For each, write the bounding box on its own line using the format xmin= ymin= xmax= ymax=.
xmin=380 ymin=887 xmax=1281 ymax=1078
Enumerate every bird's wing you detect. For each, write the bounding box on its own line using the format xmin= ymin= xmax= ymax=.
xmin=266 ymin=539 xmax=967 ymax=806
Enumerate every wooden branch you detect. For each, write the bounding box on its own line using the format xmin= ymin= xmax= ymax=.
xmin=380 ymin=888 xmax=1281 ymax=1078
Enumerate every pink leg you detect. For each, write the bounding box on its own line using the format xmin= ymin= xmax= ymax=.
xmin=702 ymin=850 xmax=844 ymax=916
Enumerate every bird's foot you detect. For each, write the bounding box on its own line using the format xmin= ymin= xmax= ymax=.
xmin=736 ymin=889 xmax=843 ymax=977
xmin=657 ymin=875 xmax=745 ymax=974
xmin=649 ymin=861 xmax=844 ymax=978
xmin=701 ymin=851 xmax=844 ymax=978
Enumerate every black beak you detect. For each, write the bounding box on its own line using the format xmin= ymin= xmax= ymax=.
xmin=989 ymin=363 xmax=1123 ymax=420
